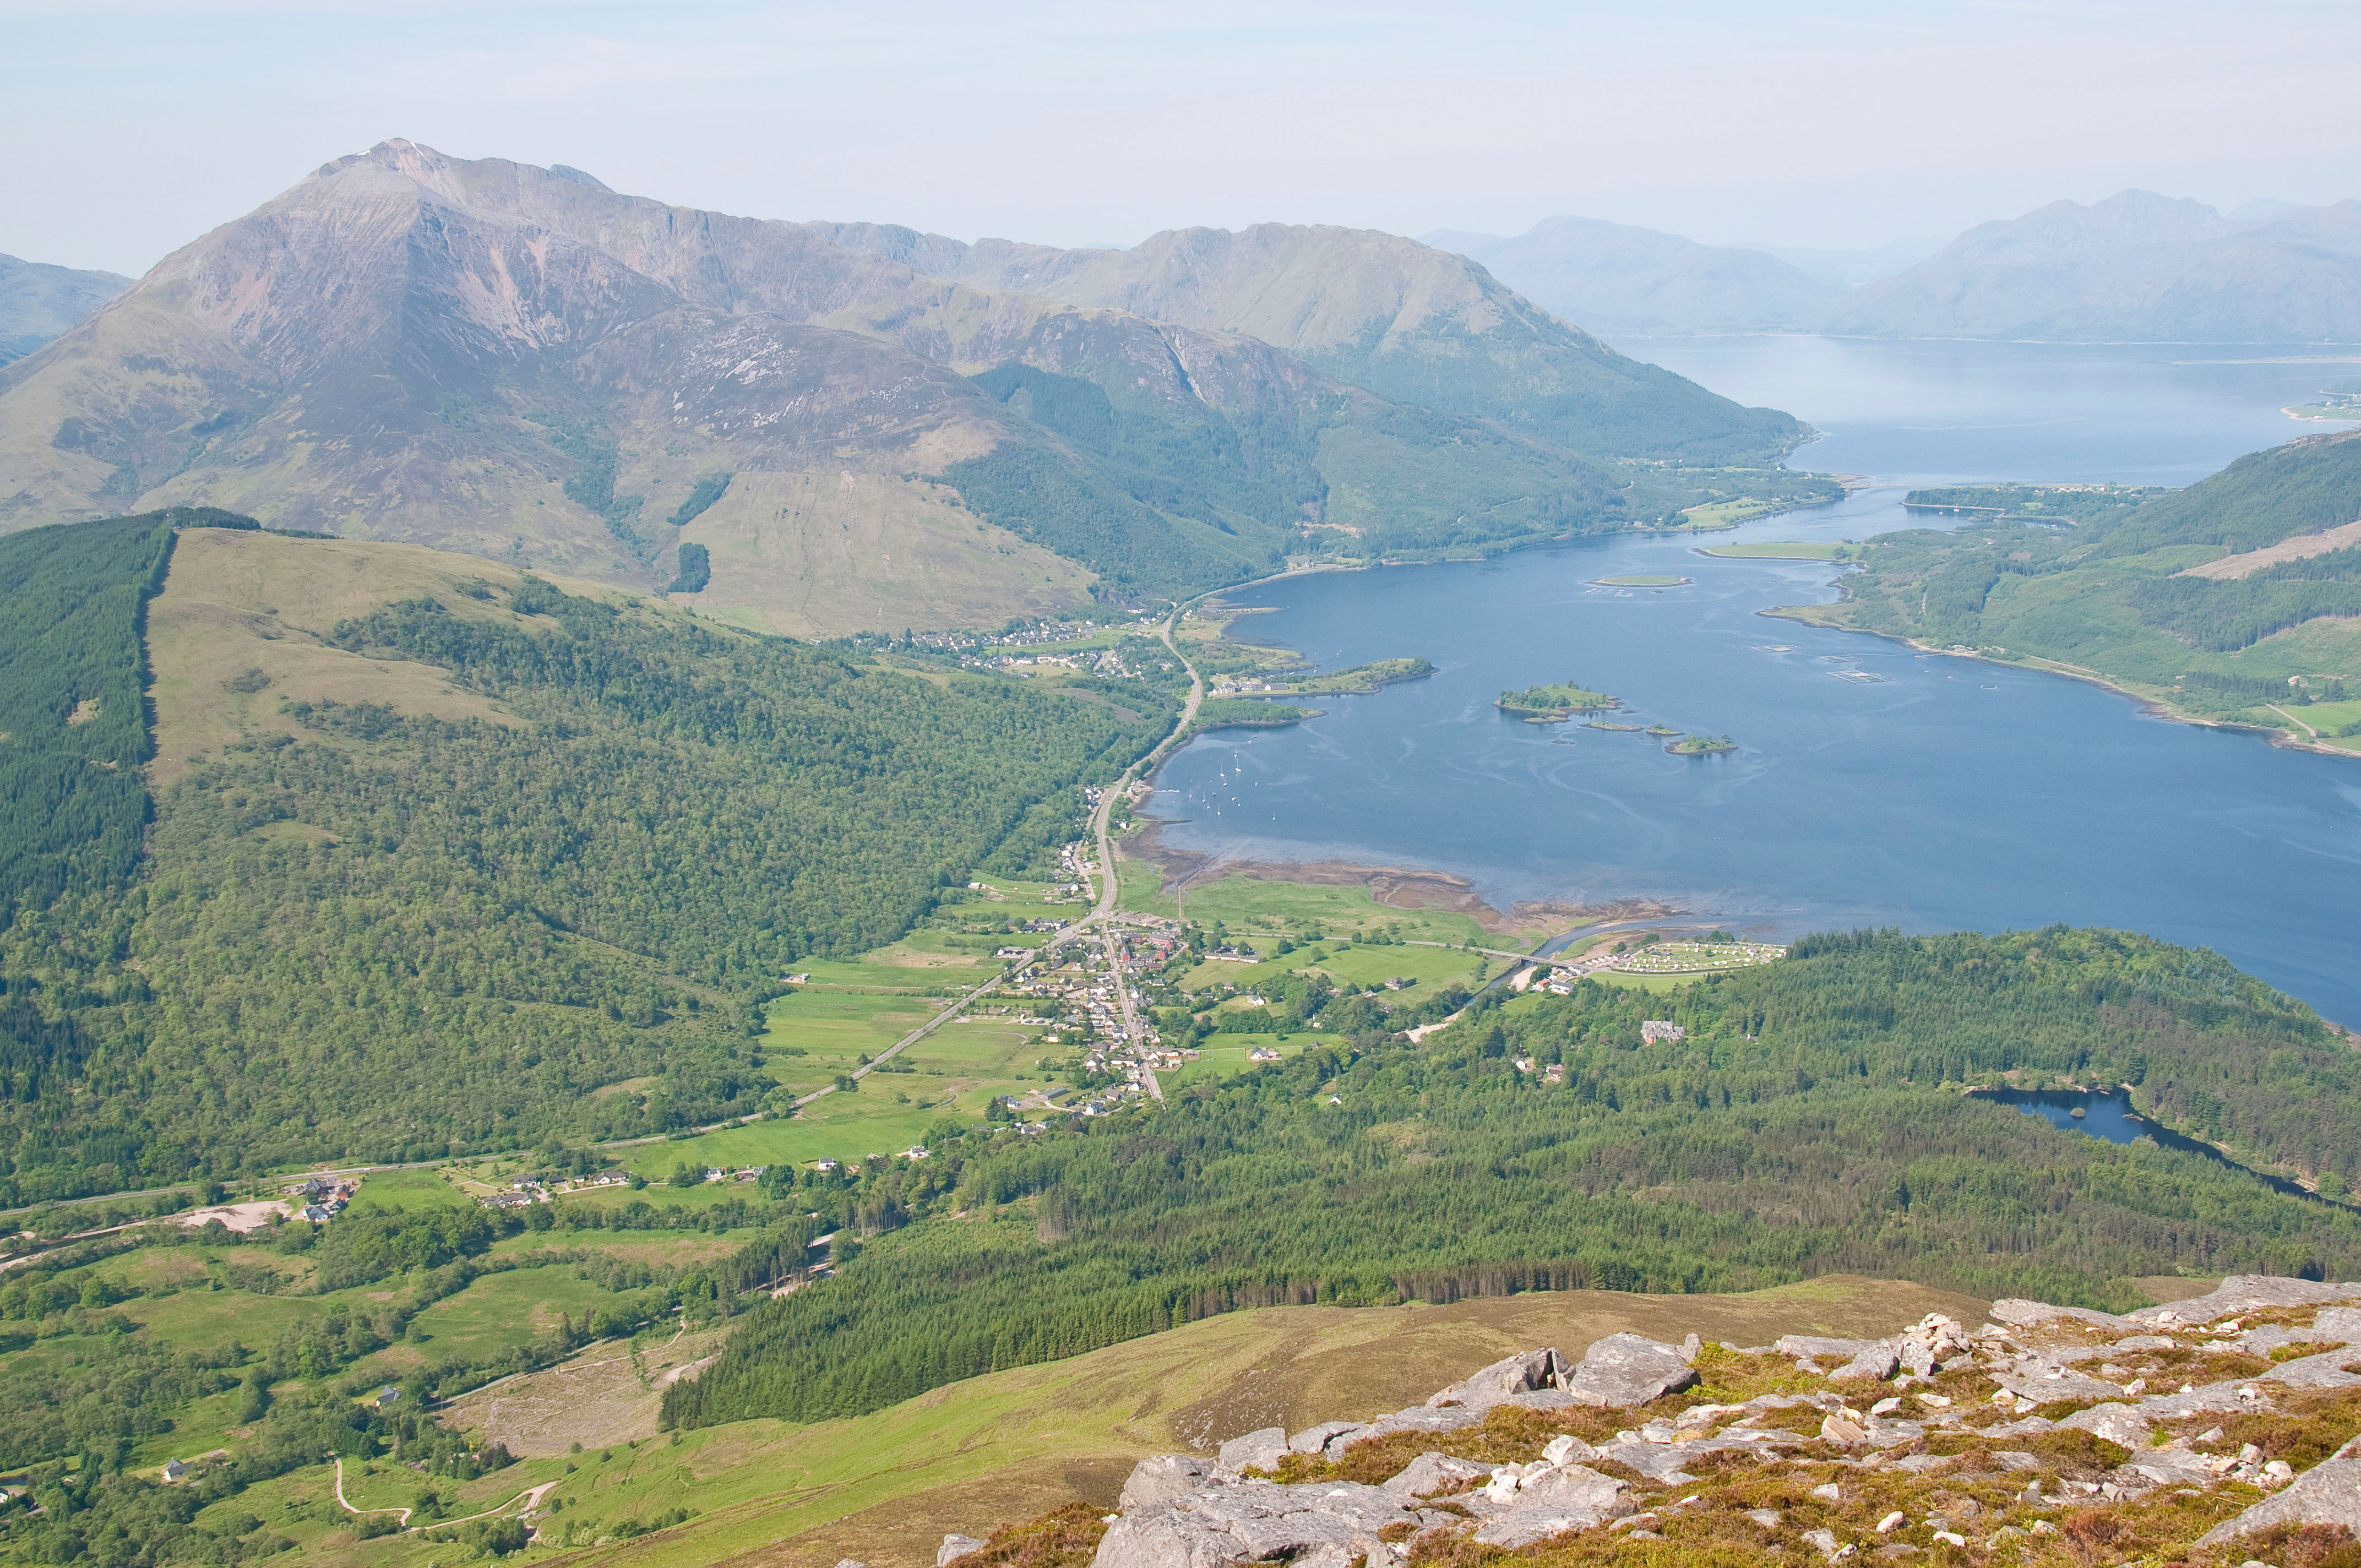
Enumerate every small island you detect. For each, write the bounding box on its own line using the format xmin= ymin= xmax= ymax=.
xmin=1593 ymin=574 xmax=1689 ymax=587
xmin=1646 ymin=724 xmax=1680 ymax=736
xmin=1499 ymin=680 xmax=1619 ymax=721
xmin=1667 ymin=732 xmax=1737 ymax=755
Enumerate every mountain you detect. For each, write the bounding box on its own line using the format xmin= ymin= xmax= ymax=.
xmin=1740 ymin=236 xmax=1944 ymax=291
xmin=1786 ymin=426 xmax=2361 ymax=747
xmin=803 ymin=220 xmax=1810 ymax=461
xmin=0 ymin=253 xmax=131 ymax=366
xmin=1419 ymin=217 xmax=1847 ymax=335
xmin=1824 ymin=189 xmax=2361 ymax=341
xmin=0 ymin=143 xmax=1728 ymax=634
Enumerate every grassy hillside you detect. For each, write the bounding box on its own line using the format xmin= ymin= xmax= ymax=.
xmin=668 ymin=927 xmax=2361 ymax=1433
xmin=0 ymin=1158 xmax=1973 ymax=1568
xmin=1792 ymin=429 xmax=2361 ymax=748
xmin=0 ymin=518 xmax=1169 ymax=1200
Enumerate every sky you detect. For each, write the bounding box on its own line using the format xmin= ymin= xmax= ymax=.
xmin=5 ymin=0 xmax=2358 ymax=277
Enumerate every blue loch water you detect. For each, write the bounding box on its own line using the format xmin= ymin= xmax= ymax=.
xmin=1144 ymin=340 xmax=2361 ymax=1026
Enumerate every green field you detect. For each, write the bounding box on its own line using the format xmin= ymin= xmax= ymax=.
xmin=1700 ymin=541 xmax=1854 ymax=559
xmin=332 ymin=1169 xmax=471 ymax=1213
xmin=629 ymin=1016 xmax=1058 ymax=1173
xmin=396 ymin=1265 xmax=630 ymax=1364
xmin=1592 ymin=573 xmax=1689 ymax=587
xmin=1177 ymin=937 xmax=1488 ymax=998
xmin=1163 ymin=1034 xmax=1322 ymax=1087
xmin=1672 ymin=498 xmax=1795 ymax=530
xmin=1147 ymin=872 xmax=1494 ymax=946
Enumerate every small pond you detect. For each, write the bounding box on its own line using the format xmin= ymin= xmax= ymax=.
xmin=1976 ymin=1088 xmax=2320 ymax=1202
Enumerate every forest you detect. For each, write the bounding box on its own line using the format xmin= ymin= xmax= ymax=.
xmin=666 ymin=925 xmax=2361 ymax=1429
xmin=0 ymin=516 xmax=1174 ymax=1199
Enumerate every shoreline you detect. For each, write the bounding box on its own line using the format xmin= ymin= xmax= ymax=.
xmin=1187 ymin=492 xmax=1847 ymax=614
xmin=1762 ymin=602 xmax=2359 ymax=763
xmin=1120 ymin=818 xmax=1680 ymax=938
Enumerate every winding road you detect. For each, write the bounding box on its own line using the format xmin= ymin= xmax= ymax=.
xmin=334 ymin=1456 xmax=558 ymax=1536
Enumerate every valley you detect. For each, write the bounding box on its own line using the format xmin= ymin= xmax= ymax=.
xmin=3 ymin=95 xmax=2361 ymax=1568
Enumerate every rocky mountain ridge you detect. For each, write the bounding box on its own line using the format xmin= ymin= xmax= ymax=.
xmin=798 ymin=217 xmax=1809 ymax=462
xmin=926 ymin=1276 xmax=2361 ymax=1568
xmin=0 ymin=142 xmax=1739 ymax=634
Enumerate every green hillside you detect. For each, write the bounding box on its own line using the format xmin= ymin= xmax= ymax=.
xmin=0 ymin=516 xmax=1168 ymax=1201
xmin=667 ymin=925 xmax=2361 ymax=1430
xmin=956 ymin=361 xmax=1702 ymax=591
xmin=1791 ymin=428 xmax=2361 ymax=746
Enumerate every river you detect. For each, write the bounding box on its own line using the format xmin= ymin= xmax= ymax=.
xmin=1143 ymin=339 xmax=2361 ymax=1027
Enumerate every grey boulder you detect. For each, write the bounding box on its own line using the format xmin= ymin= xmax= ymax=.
xmin=1450 ymin=1348 xmax=1570 ymax=1411
xmin=1288 ymin=1420 xmax=1364 ymax=1455
xmin=1380 ymin=1451 xmax=1489 ymax=1499
xmin=2059 ymin=1403 xmax=2152 ymax=1450
xmin=2196 ymin=1444 xmax=2361 ymax=1549
xmin=1215 ymin=1428 xmax=1288 ymax=1472
xmin=2314 ymin=1306 xmax=2361 ymax=1343
xmin=1564 ymin=1333 xmax=1698 ymax=1407
xmin=938 ymin=1537 xmax=988 ymax=1567
xmin=1829 ymin=1344 xmax=1901 ymax=1383
xmin=1091 ymin=1479 xmax=1413 ymax=1568
xmin=1996 ymin=1365 xmax=2124 ymax=1403
xmin=1122 ymin=1456 xmax=1228 ymax=1512
xmin=1776 ymin=1335 xmax=1882 ymax=1360
xmin=1469 ymin=1466 xmax=1636 ymax=1548
xmin=2265 ymin=1348 xmax=2361 ymax=1390
xmin=1359 ymin=1404 xmax=1486 ymax=1441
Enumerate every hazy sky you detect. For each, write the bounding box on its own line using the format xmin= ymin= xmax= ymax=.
xmin=6 ymin=0 xmax=2357 ymax=276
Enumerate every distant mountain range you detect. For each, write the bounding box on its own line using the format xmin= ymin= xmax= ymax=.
xmin=0 ymin=141 xmax=1800 ymax=634
xmin=1429 ymin=192 xmax=2361 ymax=342
xmin=0 ymin=253 xmax=130 ymax=365
xmin=1824 ymin=189 xmax=2361 ymax=341
xmin=1419 ymin=217 xmax=1850 ymax=336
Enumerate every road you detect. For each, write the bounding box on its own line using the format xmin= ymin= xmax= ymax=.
xmin=785 ymin=604 xmax=1205 ymax=1120
xmin=335 ymin=1457 xmax=557 ymax=1536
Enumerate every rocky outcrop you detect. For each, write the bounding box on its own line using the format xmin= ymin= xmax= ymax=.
xmin=1069 ymin=1283 xmax=2361 ymax=1567
xmin=1215 ymin=1429 xmax=1287 ymax=1473
xmin=2196 ymin=1441 xmax=2361 ymax=1550
xmin=1092 ymin=1479 xmax=1413 ymax=1568
xmin=1468 ymin=1463 xmax=1635 ymax=1548
xmin=1563 ymin=1332 xmax=1699 ymax=1406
